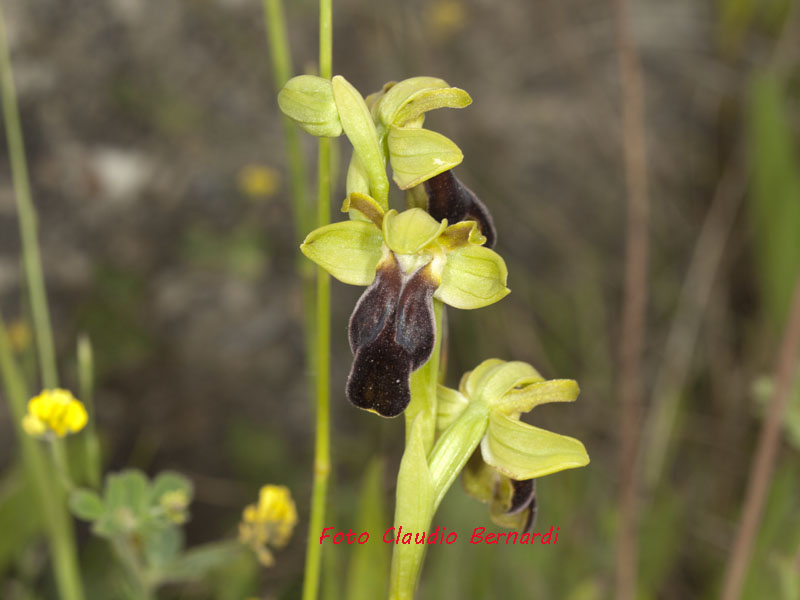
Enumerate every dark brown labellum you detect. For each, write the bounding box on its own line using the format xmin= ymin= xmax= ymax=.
xmin=346 ymin=256 xmax=438 ymax=417
xmin=424 ymin=169 xmax=497 ymax=249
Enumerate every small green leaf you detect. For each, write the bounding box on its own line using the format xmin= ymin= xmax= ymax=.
xmin=472 ymin=361 xmax=545 ymax=405
xmin=435 ymin=245 xmax=509 ymax=309
xmin=142 ymin=524 xmax=184 ymax=570
xmin=105 ymin=469 xmax=150 ymax=517
xmin=492 ymin=379 xmax=580 ymax=414
xmin=388 ymin=126 xmax=463 ymax=190
xmin=393 ymin=87 xmax=472 ymax=127
xmin=376 ymin=77 xmax=449 ymax=127
xmin=332 ymin=75 xmax=389 ymax=206
xmin=382 ymin=208 xmax=446 ymax=255
xmin=69 ymin=488 xmax=105 ymax=521
xmin=277 ymin=75 xmax=342 ymax=137
xmin=300 ymin=221 xmax=385 ymax=286
xmin=482 ymin=412 xmax=590 ymax=480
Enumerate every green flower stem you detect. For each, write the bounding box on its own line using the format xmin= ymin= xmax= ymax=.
xmin=0 ymin=2 xmax=58 ymax=390
xmin=0 ymin=314 xmax=85 ymax=600
xmin=49 ymin=438 xmax=76 ymax=492
xmin=302 ymin=1 xmax=332 ymax=599
xmin=262 ymin=0 xmax=316 ymax=363
xmin=405 ymin=300 xmax=444 ymax=456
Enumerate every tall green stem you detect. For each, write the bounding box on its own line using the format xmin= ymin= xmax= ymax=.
xmin=0 ymin=1 xmax=58 ymax=390
xmin=301 ymin=2 xmax=332 ymax=599
xmin=263 ymin=0 xmax=316 ymax=372
xmin=0 ymin=315 xmax=84 ymax=600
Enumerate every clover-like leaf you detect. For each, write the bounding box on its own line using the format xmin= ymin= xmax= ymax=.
xmin=382 ymin=208 xmax=446 ymax=255
xmin=434 ymin=245 xmax=509 ymax=309
xmin=481 ymin=412 xmax=590 ymax=480
xmin=388 ymin=126 xmax=463 ymax=190
xmin=332 ymin=76 xmax=389 ymax=206
xmin=69 ymin=489 xmax=105 ymax=522
xmin=301 ymin=221 xmax=385 ymax=286
xmin=277 ymin=75 xmax=342 ymax=137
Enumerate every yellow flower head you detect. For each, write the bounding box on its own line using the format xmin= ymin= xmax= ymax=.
xmin=22 ymin=389 xmax=88 ymax=438
xmin=237 ymin=164 xmax=280 ymax=200
xmin=238 ymin=484 xmax=298 ymax=567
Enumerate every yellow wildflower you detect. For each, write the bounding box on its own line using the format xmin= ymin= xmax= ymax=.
xmin=22 ymin=389 xmax=88 ymax=438
xmin=238 ymin=485 xmax=297 ymax=567
xmin=237 ymin=164 xmax=280 ymax=200
xmin=8 ymin=319 xmax=32 ymax=351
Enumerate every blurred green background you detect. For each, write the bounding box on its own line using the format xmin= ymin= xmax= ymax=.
xmin=1 ymin=0 xmax=800 ymax=598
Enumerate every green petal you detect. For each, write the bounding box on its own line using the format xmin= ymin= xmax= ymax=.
xmin=331 ymin=76 xmax=389 ymax=206
xmin=474 ymin=361 xmax=545 ymax=405
xmin=436 ymin=384 xmax=469 ymax=434
xmin=434 ymin=245 xmax=509 ymax=309
xmin=439 ymin=221 xmax=486 ymax=250
xmin=376 ymin=77 xmax=449 ymax=127
xmin=383 ymin=208 xmax=447 ymax=255
xmin=300 ymin=221 xmax=384 ymax=285
xmin=394 ymin=87 xmax=472 ymax=127
xmin=493 ymin=379 xmax=580 ymax=415
xmin=388 ymin=126 xmax=463 ymax=190
xmin=482 ymin=412 xmax=590 ymax=480
xmin=277 ymin=75 xmax=342 ymax=138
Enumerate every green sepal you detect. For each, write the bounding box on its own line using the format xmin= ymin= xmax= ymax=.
xmin=493 ymin=379 xmax=580 ymax=415
xmin=473 ymin=361 xmax=545 ymax=405
xmin=388 ymin=126 xmax=464 ymax=190
xmin=436 ymin=384 xmax=469 ymax=434
xmin=382 ymin=208 xmax=446 ymax=255
xmin=277 ymin=75 xmax=343 ymax=138
xmin=481 ymin=412 xmax=590 ymax=480
xmin=300 ymin=221 xmax=385 ymax=285
xmin=332 ymin=75 xmax=389 ymax=206
xmin=376 ymin=77 xmax=449 ymax=127
xmin=460 ymin=359 xmax=505 ymax=398
xmin=342 ymin=192 xmax=385 ymax=228
xmin=435 ymin=245 xmax=509 ymax=309
xmin=389 ymin=416 xmax=435 ymax=599
xmin=393 ymin=87 xmax=472 ymax=127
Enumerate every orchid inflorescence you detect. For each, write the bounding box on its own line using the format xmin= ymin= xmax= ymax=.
xmin=279 ymin=72 xmax=589 ymax=593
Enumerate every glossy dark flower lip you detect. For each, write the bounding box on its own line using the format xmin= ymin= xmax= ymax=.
xmin=347 ymin=254 xmax=437 ymax=417
xmin=424 ymin=169 xmax=496 ymax=249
